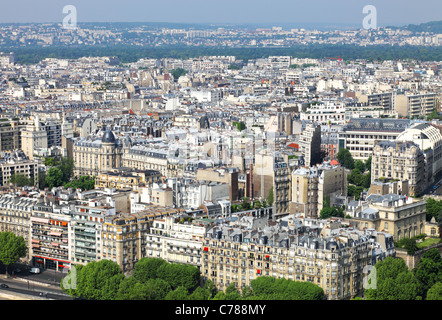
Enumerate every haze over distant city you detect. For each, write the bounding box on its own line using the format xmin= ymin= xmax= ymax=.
xmin=1 ymin=0 xmax=441 ymax=29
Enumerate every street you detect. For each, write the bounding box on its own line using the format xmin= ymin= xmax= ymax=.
xmin=0 ymin=262 xmax=72 ymax=300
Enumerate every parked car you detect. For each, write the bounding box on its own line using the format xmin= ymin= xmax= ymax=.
xmin=30 ymin=268 xmax=40 ymax=274
xmin=0 ymin=284 xmax=9 ymax=288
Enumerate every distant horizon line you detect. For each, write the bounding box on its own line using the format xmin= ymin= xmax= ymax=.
xmin=0 ymin=20 xmax=439 ymax=29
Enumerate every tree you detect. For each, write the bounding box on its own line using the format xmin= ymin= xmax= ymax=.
xmin=8 ymin=173 xmax=33 ymax=187
xmin=64 ymin=176 xmax=95 ymax=191
xmin=267 ymin=187 xmax=274 ymax=205
xmin=248 ymin=276 xmax=324 ymax=300
xmin=101 ymin=273 xmax=125 ymax=300
xmin=58 ymin=157 xmax=74 ymax=183
xmin=0 ymin=232 xmax=27 ymax=276
xmin=414 ymin=248 xmax=442 ymax=296
xmin=365 ymin=155 xmax=372 ymax=172
xmin=348 ymin=185 xmax=364 ymax=200
xmin=320 ymin=206 xmax=342 ymax=219
xmin=426 ymin=282 xmax=442 ymax=300
xmin=354 ymin=160 xmax=365 ymax=173
xmin=402 ymin=238 xmax=419 ymax=255
xmin=165 ymin=286 xmax=189 ymax=300
xmin=365 ymin=257 xmax=424 ymax=300
xmin=45 ymin=167 xmax=63 ymax=189
xmin=132 ymin=257 xmax=168 ymax=283
xmin=38 ymin=171 xmax=48 ymax=189
xmin=43 ymin=157 xmax=57 ymax=167
xmin=337 ymin=148 xmax=354 ymax=170
xmin=156 ymin=262 xmax=201 ymax=292
xmin=70 ymin=259 xmax=123 ymax=300
xmin=426 ymin=198 xmax=442 ymax=222
xmin=348 ymin=168 xmax=363 ymax=185
xmin=171 ymin=68 xmax=187 ymax=80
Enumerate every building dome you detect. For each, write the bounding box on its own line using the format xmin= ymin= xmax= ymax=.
xmin=102 ymin=129 xmax=116 ymax=143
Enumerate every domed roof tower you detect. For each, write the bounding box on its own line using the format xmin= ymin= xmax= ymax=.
xmin=102 ymin=128 xmax=116 ymax=144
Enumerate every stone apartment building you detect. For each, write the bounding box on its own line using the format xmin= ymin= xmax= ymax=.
xmin=145 ymin=215 xmax=208 ymax=267
xmin=298 ymin=122 xmax=322 ymax=167
xmin=73 ymin=128 xmax=126 ymax=177
xmin=346 ymin=193 xmax=426 ymax=241
xmin=253 ymin=154 xmax=290 ymax=218
xmin=122 ymin=145 xmax=168 ymax=177
xmin=371 ymin=140 xmax=425 ymax=196
xmin=0 ymin=193 xmax=39 ymax=261
xmin=290 ymin=161 xmax=347 ymax=218
xmin=201 ymin=214 xmax=394 ymax=300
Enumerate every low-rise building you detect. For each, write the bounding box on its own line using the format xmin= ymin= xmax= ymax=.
xmin=346 ymin=193 xmax=426 ymax=241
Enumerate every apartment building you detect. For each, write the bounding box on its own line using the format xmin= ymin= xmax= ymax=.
xmin=371 ymin=140 xmax=425 ymax=196
xmin=73 ymin=128 xmax=125 ymax=177
xmin=122 ymin=145 xmax=168 ymax=177
xmin=0 ymin=150 xmax=39 ymax=187
xmin=201 ymin=214 xmax=394 ymax=300
xmin=195 ymin=167 xmax=239 ymax=201
xmin=0 ymin=193 xmax=39 ymax=261
xmin=396 ymin=122 xmax=442 ymax=184
xmin=70 ymin=199 xmax=116 ymax=266
xmin=94 ymin=169 xmax=162 ymax=192
xmin=102 ymin=211 xmax=150 ymax=275
xmin=290 ymin=161 xmax=347 ymax=218
xmin=253 ymin=154 xmax=290 ymax=217
xmin=170 ymin=178 xmax=230 ymax=210
xmin=320 ymin=125 xmax=342 ymax=161
xmin=30 ymin=202 xmax=72 ymax=271
xmin=394 ymin=92 xmax=436 ymax=118
xmin=298 ymin=122 xmax=322 ymax=167
xmin=300 ymin=102 xmax=346 ymax=125
xmin=356 ymin=92 xmax=393 ymax=112
xmin=130 ymin=186 xmax=173 ymax=212
xmin=340 ymin=118 xmax=412 ymax=161
xmin=0 ymin=52 xmax=14 ymax=67
xmin=347 ymin=193 xmax=426 ymax=241
xmin=145 ymin=215 xmax=208 ymax=267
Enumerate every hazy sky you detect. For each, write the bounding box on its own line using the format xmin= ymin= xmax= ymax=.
xmin=0 ymin=0 xmax=440 ymax=27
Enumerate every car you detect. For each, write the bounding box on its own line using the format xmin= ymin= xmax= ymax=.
xmin=0 ymin=284 xmax=9 ymax=288
xmin=30 ymin=267 xmax=40 ymax=274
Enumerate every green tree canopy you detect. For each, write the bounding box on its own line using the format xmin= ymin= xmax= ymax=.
xmin=267 ymin=187 xmax=274 ymax=205
xmin=414 ymin=248 xmax=442 ymax=296
xmin=337 ymin=148 xmax=355 ymax=170
xmin=365 ymin=257 xmax=424 ymax=300
xmin=426 ymin=282 xmax=442 ymax=300
xmin=64 ymin=176 xmax=95 ymax=191
xmin=247 ymin=276 xmax=324 ymax=300
xmin=65 ymin=260 xmax=123 ymax=300
xmin=171 ymin=68 xmax=187 ymax=80
xmin=132 ymin=257 xmax=168 ymax=283
xmin=354 ymin=160 xmax=365 ymax=173
xmin=8 ymin=173 xmax=33 ymax=187
xmin=165 ymin=286 xmax=189 ymax=300
xmin=156 ymin=262 xmax=201 ymax=292
xmin=45 ymin=167 xmax=64 ymax=189
xmin=426 ymin=198 xmax=442 ymax=222
xmin=0 ymin=231 xmax=27 ymax=275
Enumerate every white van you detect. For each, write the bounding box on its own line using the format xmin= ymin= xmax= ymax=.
xmin=30 ymin=268 xmax=40 ymax=274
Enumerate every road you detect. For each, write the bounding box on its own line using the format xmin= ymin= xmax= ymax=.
xmin=0 ymin=276 xmax=73 ymax=300
xmin=0 ymin=262 xmax=73 ymax=300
